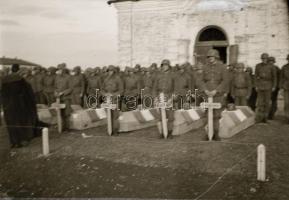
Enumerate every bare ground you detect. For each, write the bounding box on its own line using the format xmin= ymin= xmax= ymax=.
xmin=0 ymin=116 xmax=289 ymax=199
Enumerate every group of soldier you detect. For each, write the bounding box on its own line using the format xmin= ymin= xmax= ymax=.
xmin=1 ymin=49 xmax=289 ymax=140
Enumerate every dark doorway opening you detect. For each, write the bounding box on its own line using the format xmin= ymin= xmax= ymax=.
xmin=213 ymin=46 xmax=227 ymax=64
xmin=194 ymin=26 xmax=228 ymax=65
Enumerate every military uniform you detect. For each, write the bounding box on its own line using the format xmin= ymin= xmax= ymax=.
xmin=43 ymin=67 xmax=56 ymax=105
xmin=123 ymin=68 xmax=140 ymax=111
xmin=226 ymin=64 xmax=236 ymax=104
xmin=102 ymin=66 xmax=124 ymax=135
xmin=245 ymin=67 xmax=257 ymax=111
xmin=86 ymin=69 xmax=102 ymax=108
xmin=0 ymin=69 xmax=3 ymax=126
xmin=54 ymin=67 xmax=72 ymax=131
xmin=30 ymin=68 xmax=45 ymax=104
xmin=280 ymin=55 xmax=289 ymax=122
xmin=268 ymin=57 xmax=280 ymax=120
xmin=231 ymin=63 xmax=252 ymax=106
xmin=69 ymin=67 xmax=85 ymax=106
xmin=153 ymin=60 xmax=175 ymax=138
xmin=198 ymin=49 xmax=228 ymax=140
xmin=173 ymin=64 xmax=194 ymax=109
xmin=255 ymin=54 xmax=277 ymax=122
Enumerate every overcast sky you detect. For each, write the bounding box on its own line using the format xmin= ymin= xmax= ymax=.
xmin=0 ymin=0 xmax=118 ymax=68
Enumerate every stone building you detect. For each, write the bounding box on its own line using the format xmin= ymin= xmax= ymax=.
xmin=108 ymin=0 xmax=289 ymax=69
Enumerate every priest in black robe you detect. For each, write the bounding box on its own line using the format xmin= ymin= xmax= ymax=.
xmin=2 ymin=64 xmax=39 ymax=148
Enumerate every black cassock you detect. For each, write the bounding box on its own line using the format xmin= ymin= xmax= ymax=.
xmin=2 ymin=73 xmax=39 ymax=146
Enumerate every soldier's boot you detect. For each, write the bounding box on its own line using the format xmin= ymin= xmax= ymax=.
xmin=167 ymin=130 xmax=173 ymax=139
xmin=213 ymin=130 xmax=221 ymax=141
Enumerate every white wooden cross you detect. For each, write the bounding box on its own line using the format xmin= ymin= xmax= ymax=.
xmin=200 ymin=96 xmax=221 ymax=141
xmin=101 ymin=95 xmax=117 ymax=136
xmin=50 ymin=97 xmax=66 ymax=133
xmin=157 ymin=93 xmax=169 ymax=139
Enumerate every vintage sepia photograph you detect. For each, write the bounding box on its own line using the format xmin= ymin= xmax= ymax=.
xmin=0 ymin=0 xmax=289 ymax=199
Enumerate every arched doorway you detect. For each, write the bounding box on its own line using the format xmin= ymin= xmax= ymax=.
xmin=194 ymin=26 xmax=229 ymax=64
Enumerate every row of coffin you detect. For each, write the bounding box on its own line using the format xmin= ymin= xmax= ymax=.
xmin=37 ymin=105 xmax=256 ymax=139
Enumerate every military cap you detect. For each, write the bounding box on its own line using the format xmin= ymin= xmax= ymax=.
xmin=48 ymin=66 xmax=56 ymax=72
xmin=108 ymin=65 xmax=115 ymax=72
xmin=236 ymin=63 xmax=245 ymax=69
xmin=135 ymin=64 xmax=141 ymax=69
xmin=207 ymin=49 xmax=220 ymax=58
xmin=140 ymin=67 xmax=148 ymax=72
xmin=268 ymin=57 xmax=276 ymax=62
xmin=73 ymin=66 xmax=81 ymax=72
xmin=178 ymin=63 xmax=187 ymax=70
xmin=150 ymin=63 xmax=157 ymax=68
xmin=94 ymin=67 xmax=101 ymax=72
xmin=161 ymin=59 xmax=171 ymax=66
xmin=261 ymin=53 xmax=269 ymax=59
xmin=127 ymin=67 xmax=134 ymax=72
xmin=57 ymin=63 xmax=66 ymax=70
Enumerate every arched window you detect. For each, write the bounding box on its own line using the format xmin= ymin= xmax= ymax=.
xmin=198 ymin=27 xmax=227 ymax=42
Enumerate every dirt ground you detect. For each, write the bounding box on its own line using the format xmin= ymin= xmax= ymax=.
xmin=0 ymin=115 xmax=289 ymax=199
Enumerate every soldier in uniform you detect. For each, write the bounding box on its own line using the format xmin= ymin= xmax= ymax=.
xmin=30 ymin=66 xmax=45 ymax=104
xmin=54 ymin=64 xmax=72 ymax=131
xmin=69 ymin=66 xmax=85 ymax=106
xmin=198 ymin=49 xmax=228 ymax=141
xmin=150 ymin=63 xmax=159 ymax=89
xmin=255 ymin=53 xmax=277 ymax=123
xmin=245 ymin=67 xmax=257 ymax=111
xmin=86 ymin=67 xmax=102 ymax=108
xmin=123 ymin=67 xmax=140 ymax=111
xmin=173 ymin=64 xmax=193 ymax=109
xmin=43 ymin=67 xmax=56 ymax=105
xmin=102 ymin=65 xmax=124 ymax=135
xmin=268 ymin=57 xmax=280 ymax=120
xmin=279 ymin=54 xmax=289 ymax=123
xmin=142 ymin=68 xmax=154 ymax=109
xmin=153 ymin=59 xmax=175 ymax=139
xmin=231 ymin=63 xmax=252 ymax=106
xmin=0 ymin=66 xmax=3 ymax=126
xmin=226 ymin=64 xmax=236 ymax=104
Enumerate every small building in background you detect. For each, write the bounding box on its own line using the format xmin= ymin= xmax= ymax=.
xmin=108 ymin=0 xmax=289 ymax=69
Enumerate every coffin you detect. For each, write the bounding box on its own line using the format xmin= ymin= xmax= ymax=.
xmin=219 ymin=106 xmax=255 ymax=138
xmin=158 ymin=108 xmax=206 ymax=135
xmin=69 ymin=108 xmax=107 ymax=130
xmin=118 ymin=109 xmax=160 ymax=132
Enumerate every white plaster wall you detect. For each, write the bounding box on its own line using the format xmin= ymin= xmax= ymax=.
xmin=114 ymin=0 xmax=289 ymax=69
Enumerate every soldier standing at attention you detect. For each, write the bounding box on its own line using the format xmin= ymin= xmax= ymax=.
xmin=279 ymin=54 xmax=289 ymax=124
xmin=43 ymin=67 xmax=56 ymax=105
xmin=54 ymin=64 xmax=72 ymax=131
xmin=153 ymin=59 xmax=175 ymax=139
xmin=173 ymin=64 xmax=193 ymax=109
xmin=31 ymin=66 xmax=45 ymax=104
xmin=102 ymin=65 xmax=124 ymax=136
xmin=231 ymin=63 xmax=252 ymax=106
xmin=198 ymin=49 xmax=228 ymax=141
xmin=245 ymin=67 xmax=257 ymax=111
xmin=226 ymin=64 xmax=236 ymax=104
xmin=268 ymin=57 xmax=280 ymax=120
xmin=255 ymin=53 xmax=277 ymax=123
xmin=86 ymin=67 xmax=102 ymax=108
xmin=123 ymin=68 xmax=140 ymax=111
xmin=69 ymin=66 xmax=85 ymax=106
xmin=0 ymin=66 xmax=3 ymax=126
